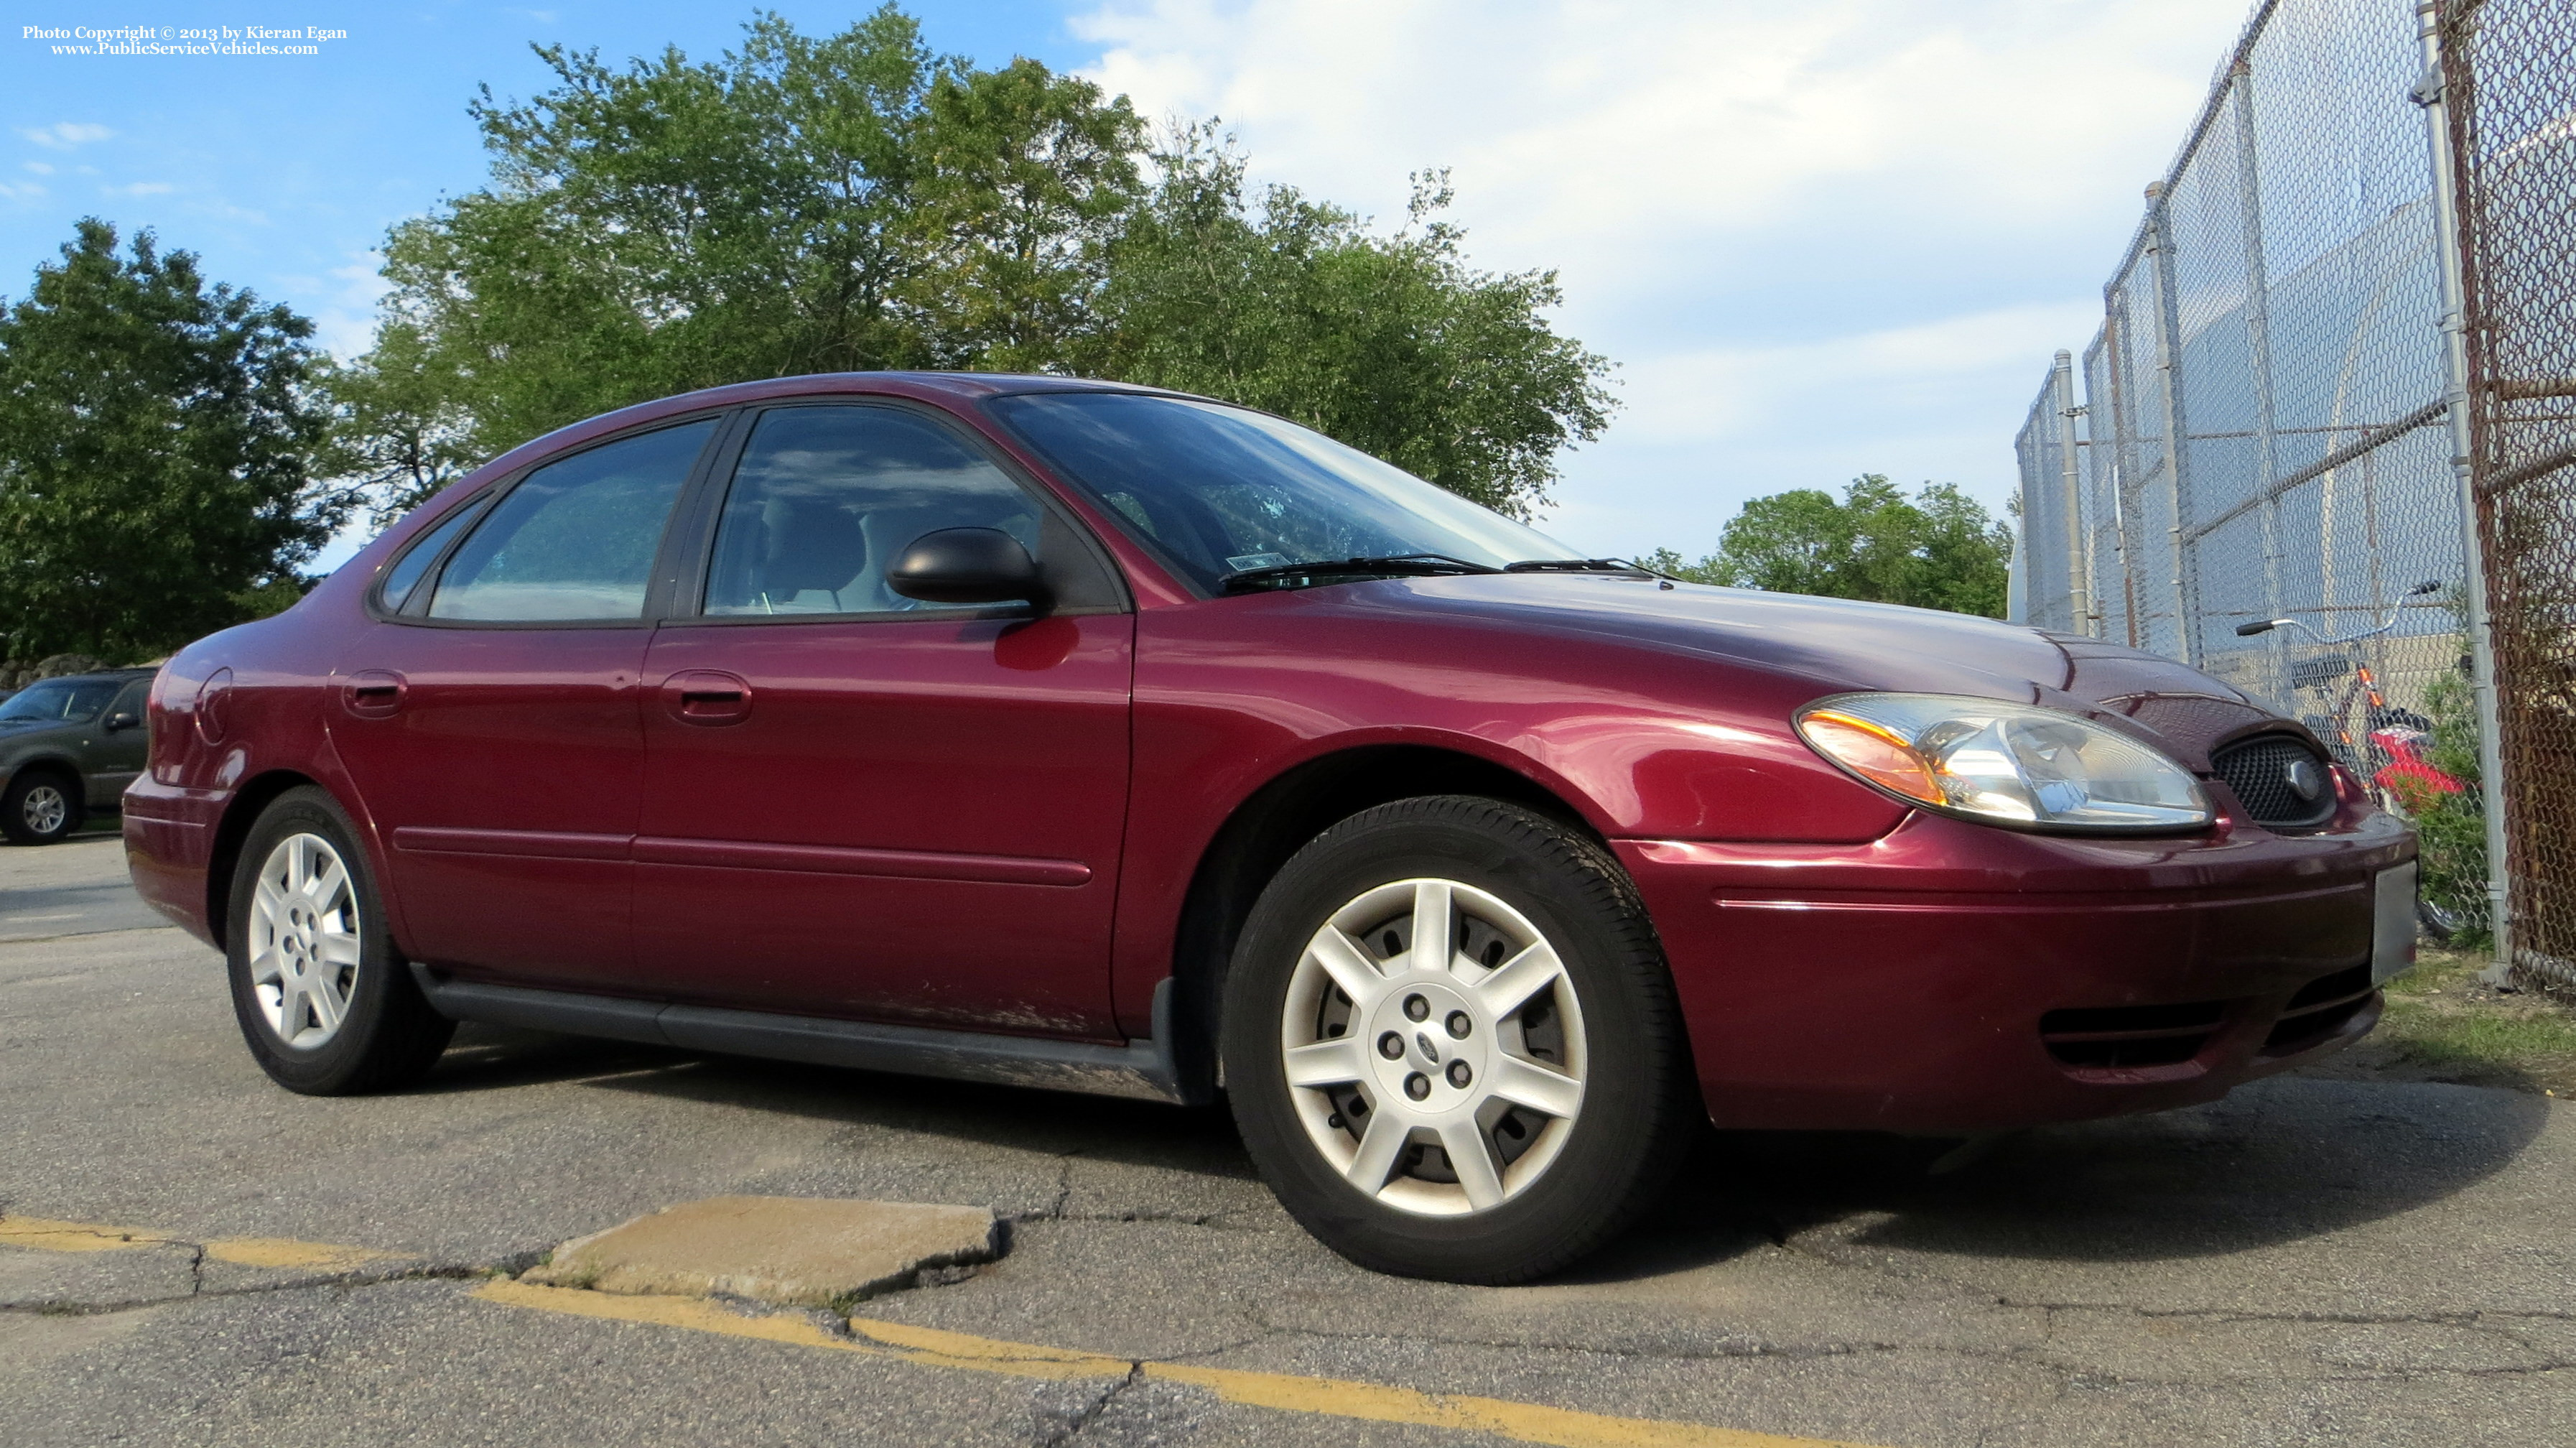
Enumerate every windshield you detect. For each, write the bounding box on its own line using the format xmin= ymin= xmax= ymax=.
xmin=986 ymin=393 xmax=1570 ymax=593
xmin=0 ymin=679 xmax=118 ymax=724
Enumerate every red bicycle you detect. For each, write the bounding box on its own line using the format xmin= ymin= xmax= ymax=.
xmin=2238 ymin=582 xmax=2473 ymax=939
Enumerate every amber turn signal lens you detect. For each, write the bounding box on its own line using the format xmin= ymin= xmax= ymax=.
xmin=1799 ymin=710 xmax=1943 ymax=805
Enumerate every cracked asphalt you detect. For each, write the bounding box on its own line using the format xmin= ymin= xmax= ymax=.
xmin=5 ymin=832 xmax=2574 ymax=1447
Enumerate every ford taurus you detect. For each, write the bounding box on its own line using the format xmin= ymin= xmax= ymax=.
xmin=124 ymin=372 xmax=2417 ymax=1282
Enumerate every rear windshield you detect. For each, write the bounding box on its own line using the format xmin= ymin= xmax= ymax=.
xmin=986 ymin=392 xmax=1566 ymax=593
xmin=0 ymin=679 xmax=118 ymax=723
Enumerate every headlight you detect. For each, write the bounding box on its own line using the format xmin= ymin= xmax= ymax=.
xmin=1795 ymin=692 xmax=2212 ymax=832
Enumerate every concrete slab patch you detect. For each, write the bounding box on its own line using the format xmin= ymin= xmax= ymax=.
xmin=524 ymin=1195 xmax=999 ymax=1309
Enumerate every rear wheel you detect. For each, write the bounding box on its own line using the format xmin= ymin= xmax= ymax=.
xmin=2 ymin=769 xmax=83 ymax=845
xmin=225 ymin=787 xmax=453 ymax=1094
xmin=2418 ymin=894 xmax=2470 ymax=945
xmin=1223 ymin=796 xmax=1693 ymax=1283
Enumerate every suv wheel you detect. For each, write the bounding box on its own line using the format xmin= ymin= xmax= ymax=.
xmin=225 ymin=787 xmax=455 ymax=1094
xmin=1222 ymin=796 xmax=1694 ymax=1283
xmin=2 ymin=769 xmax=83 ymax=845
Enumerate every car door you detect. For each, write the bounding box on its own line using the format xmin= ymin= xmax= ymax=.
xmin=327 ymin=416 xmax=722 ymax=993
xmin=85 ymin=676 xmax=152 ymax=805
xmin=632 ymin=401 xmax=1134 ymax=1037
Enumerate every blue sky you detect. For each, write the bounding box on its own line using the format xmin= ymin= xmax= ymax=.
xmin=2 ymin=1 xmax=2255 ymax=567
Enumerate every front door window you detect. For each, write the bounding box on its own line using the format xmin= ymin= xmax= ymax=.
xmin=702 ymin=407 xmax=1043 ymax=616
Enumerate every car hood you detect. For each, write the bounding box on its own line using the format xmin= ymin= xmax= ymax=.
xmin=1371 ymin=574 xmax=2286 ymax=766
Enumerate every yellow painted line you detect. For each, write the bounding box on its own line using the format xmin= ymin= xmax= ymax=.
xmin=9 ymin=1212 xmax=1886 ymax=1446
xmin=0 ymin=1214 xmax=403 ymax=1271
xmin=473 ymin=1278 xmax=1882 ymax=1448
xmin=0 ymin=1216 xmax=166 ymax=1253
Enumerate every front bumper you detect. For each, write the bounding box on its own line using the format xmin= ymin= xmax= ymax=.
xmin=1619 ymin=807 xmax=2414 ymax=1133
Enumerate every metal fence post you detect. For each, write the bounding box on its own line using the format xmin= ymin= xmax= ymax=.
xmin=2414 ymin=0 xmax=2514 ymax=980
xmin=2100 ymin=305 xmax=2143 ymax=651
xmin=2144 ymin=185 xmax=2200 ymax=665
xmin=2052 ymin=351 xmax=2092 ymax=634
xmin=2231 ymin=65 xmax=2289 ymax=696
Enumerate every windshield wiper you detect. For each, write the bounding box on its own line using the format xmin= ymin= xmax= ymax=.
xmin=1501 ymin=557 xmax=1653 ymax=575
xmin=1219 ymin=554 xmax=1504 ymax=593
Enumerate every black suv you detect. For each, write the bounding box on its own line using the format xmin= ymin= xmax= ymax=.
xmin=0 ymin=669 xmax=154 ymax=844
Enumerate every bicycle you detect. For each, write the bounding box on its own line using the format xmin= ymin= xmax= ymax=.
xmin=2237 ymin=581 xmax=2473 ymax=940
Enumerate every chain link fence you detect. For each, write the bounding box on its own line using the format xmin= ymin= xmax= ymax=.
xmin=2014 ymin=0 xmax=2576 ymax=987
xmin=2442 ymin=0 xmax=2576 ymax=988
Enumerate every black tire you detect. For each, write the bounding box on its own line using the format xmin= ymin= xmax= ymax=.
xmin=225 ymin=786 xmax=454 ymax=1094
xmin=1 ymin=767 xmax=84 ymax=845
xmin=1222 ymin=795 xmax=1696 ymax=1284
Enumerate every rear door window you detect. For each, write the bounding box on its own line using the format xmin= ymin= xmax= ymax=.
xmin=429 ymin=420 xmax=717 ymax=622
xmin=376 ymin=496 xmax=489 ymax=613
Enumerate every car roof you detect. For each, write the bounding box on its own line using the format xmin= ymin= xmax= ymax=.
xmin=23 ymin=669 xmax=154 ymax=685
xmin=477 ymin=371 xmax=1206 ymax=484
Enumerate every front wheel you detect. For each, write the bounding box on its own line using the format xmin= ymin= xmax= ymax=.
xmin=225 ymin=786 xmax=454 ymax=1094
xmin=2 ymin=769 xmax=83 ymax=845
xmin=1222 ymin=796 xmax=1694 ymax=1283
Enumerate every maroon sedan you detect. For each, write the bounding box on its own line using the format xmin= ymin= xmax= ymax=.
xmin=125 ymin=373 xmax=2417 ymax=1282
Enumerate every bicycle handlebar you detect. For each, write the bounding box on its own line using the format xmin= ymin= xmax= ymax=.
xmin=2233 ymin=581 xmax=2440 ymax=646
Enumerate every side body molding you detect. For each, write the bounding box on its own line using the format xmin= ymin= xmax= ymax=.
xmin=409 ymin=967 xmax=1203 ymax=1105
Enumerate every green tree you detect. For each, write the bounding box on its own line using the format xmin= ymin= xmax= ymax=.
xmin=336 ymin=9 xmax=1612 ymax=520
xmin=0 ymin=220 xmax=338 ymax=660
xmin=312 ymin=334 xmax=480 ymax=524
xmin=358 ymin=6 xmax=1143 ymax=461
xmin=904 ymin=57 xmax=1145 ymax=371
xmin=1645 ymin=474 xmax=2013 ymax=618
xmin=1094 ymin=134 xmax=1614 ymax=516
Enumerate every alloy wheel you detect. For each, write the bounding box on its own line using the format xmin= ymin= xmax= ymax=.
xmin=20 ymin=783 xmax=68 ymax=837
xmin=1278 ymin=877 xmax=1588 ymax=1216
xmin=248 ymin=832 xmax=363 ymax=1050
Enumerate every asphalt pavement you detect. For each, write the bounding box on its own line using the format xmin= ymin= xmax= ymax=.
xmin=3 ymin=831 xmax=2572 ymax=1447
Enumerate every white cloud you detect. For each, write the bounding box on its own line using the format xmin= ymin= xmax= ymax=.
xmin=1069 ymin=0 xmax=2250 ymax=554
xmin=1077 ymin=1 xmax=2237 ymax=289
xmin=0 ymin=180 xmax=46 ymax=202
xmin=23 ymin=161 xmax=54 ymax=175
xmin=106 ymin=181 xmax=175 ymax=196
xmin=316 ymin=258 xmax=392 ymax=358
xmin=1614 ymin=301 xmax=2105 ymax=447
xmin=19 ymin=121 xmax=114 ymax=150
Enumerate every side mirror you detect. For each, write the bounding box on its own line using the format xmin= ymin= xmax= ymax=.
xmin=103 ymin=711 xmax=141 ymax=733
xmin=887 ymin=527 xmax=1049 ymax=608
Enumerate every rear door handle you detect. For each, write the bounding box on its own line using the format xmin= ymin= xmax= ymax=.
xmin=661 ymin=670 xmax=753 ymax=725
xmin=342 ymin=670 xmax=406 ymax=719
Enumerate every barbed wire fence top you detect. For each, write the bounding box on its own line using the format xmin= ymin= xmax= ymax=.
xmin=2012 ymin=0 xmax=2573 ymax=988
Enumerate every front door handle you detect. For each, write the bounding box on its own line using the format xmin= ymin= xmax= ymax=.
xmin=661 ymin=670 xmax=753 ymax=725
xmin=342 ymin=670 xmax=406 ymax=719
